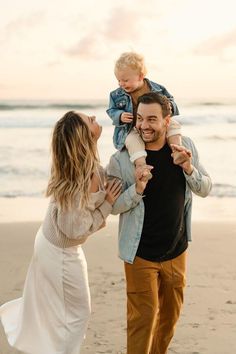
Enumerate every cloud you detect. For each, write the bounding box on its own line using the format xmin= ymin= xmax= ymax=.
xmin=46 ymin=60 xmax=62 ymax=68
xmin=65 ymin=33 xmax=102 ymax=59
xmin=0 ymin=11 xmax=45 ymax=43
xmin=64 ymin=0 xmax=184 ymax=60
xmin=103 ymin=7 xmax=141 ymax=41
xmin=0 ymin=83 xmax=14 ymax=91
xmin=193 ymin=27 xmax=236 ymax=60
xmin=64 ymin=6 xmax=146 ymax=59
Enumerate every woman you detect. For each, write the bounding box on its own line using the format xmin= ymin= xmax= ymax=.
xmin=0 ymin=111 xmax=121 ymax=354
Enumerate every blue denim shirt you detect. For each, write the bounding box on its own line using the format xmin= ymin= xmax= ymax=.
xmin=106 ymin=78 xmax=179 ymax=150
xmin=106 ymin=137 xmax=212 ymax=264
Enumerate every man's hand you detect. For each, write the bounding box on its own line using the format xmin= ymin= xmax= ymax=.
xmin=120 ymin=112 xmax=134 ymax=123
xmin=170 ymin=144 xmax=194 ymax=175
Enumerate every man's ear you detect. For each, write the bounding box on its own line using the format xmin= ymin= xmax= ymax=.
xmin=165 ymin=114 xmax=171 ymax=127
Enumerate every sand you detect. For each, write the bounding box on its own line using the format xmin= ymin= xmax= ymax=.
xmin=0 ymin=198 xmax=236 ymax=354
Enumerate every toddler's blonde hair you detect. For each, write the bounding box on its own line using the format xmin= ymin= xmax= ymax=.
xmin=115 ymin=52 xmax=147 ymax=76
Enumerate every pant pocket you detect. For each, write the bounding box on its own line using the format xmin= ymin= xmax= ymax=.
xmin=171 ymin=251 xmax=187 ymax=287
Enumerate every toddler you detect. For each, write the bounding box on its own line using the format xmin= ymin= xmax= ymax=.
xmin=106 ymin=52 xmax=182 ymax=173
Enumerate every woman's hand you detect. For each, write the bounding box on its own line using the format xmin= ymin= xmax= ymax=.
xmin=105 ymin=178 xmax=122 ymax=205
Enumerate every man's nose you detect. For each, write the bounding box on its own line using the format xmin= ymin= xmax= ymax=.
xmin=140 ymin=120 xmax=149 ymax=129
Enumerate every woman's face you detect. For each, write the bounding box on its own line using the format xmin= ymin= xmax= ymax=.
xmin=79 ymin=112 xmax=102 ymax=141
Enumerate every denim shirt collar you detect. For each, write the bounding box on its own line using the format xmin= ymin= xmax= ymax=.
xmin=114 ymin=78 xmax=157 ymax=96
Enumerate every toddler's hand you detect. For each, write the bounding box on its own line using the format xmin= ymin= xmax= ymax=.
xmin=120 ymin=112 xmax=133 ymax=123
xmin=135 ymin=164 xmax=153 ymax=182
xmin=135 ymin=165 xmax=153 ymax=195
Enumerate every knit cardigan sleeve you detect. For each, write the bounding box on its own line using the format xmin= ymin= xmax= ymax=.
xmin=56 ymin=199 xmax=112 ymax=239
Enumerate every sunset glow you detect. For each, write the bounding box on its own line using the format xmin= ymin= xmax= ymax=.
xmin=1 ymin=0 xmax=235 ymax=101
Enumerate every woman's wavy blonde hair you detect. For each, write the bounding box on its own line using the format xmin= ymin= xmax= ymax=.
xmin=46 ymin=111 xmax=99 ymax=210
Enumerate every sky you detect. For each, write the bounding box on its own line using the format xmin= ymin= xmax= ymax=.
xmin=0 ymin=0 xmax=236 ymax=102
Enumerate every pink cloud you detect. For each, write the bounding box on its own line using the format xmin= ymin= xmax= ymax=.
xmin=103 ymin=7 xmax=140 ymax=41
xmin=1 ymin=12 xmax=45 ymax=42
xmin=65 ymin=34 xmax=100 ymax=58
xmin=65 ymin=6 xmax=143 ymax=59
xmin=194 ymin=28 xmax=236 ymax=56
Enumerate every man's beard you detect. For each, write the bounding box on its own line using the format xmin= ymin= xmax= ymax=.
xmin=139 ymin=129 xmax=166 ymax=143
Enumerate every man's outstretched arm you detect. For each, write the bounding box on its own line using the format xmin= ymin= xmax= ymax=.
xmin=171 ymin=139 xmax=212 ymax=197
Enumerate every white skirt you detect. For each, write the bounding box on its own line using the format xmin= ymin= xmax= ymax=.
xmin=0 ymin=227 xmax=91 ymax=354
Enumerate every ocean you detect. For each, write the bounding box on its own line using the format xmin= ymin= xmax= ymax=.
xmin=0 ymin=99 xmax=236 ymax=199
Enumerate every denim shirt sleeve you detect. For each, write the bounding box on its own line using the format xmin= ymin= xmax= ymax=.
xmin=106 ymin=153 xmax=143 ymax=215
xmin=106 ymin=91 xmax=133 ymax=150
xmin=158 ymin=84 xmax=179 ymax=116
xmin=183 ymin=137 xmax=212 ymax=197
xmin=106 ymin=93 xmax=125 ymax=127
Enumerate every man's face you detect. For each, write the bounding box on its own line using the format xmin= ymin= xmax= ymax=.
xmin=136 ymin=102 xmax=170 ymax=144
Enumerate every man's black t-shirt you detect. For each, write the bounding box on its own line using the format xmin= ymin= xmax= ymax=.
xmin=136 ymin=143 xmax=188 ymax=262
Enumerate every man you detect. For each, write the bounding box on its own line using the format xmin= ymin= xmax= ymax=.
xmin=107 ymin=92 xmax=212 ymax=354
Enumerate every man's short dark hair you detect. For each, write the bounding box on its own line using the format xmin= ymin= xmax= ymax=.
xmin=137 ymin=92 xmax=171 ymax=118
